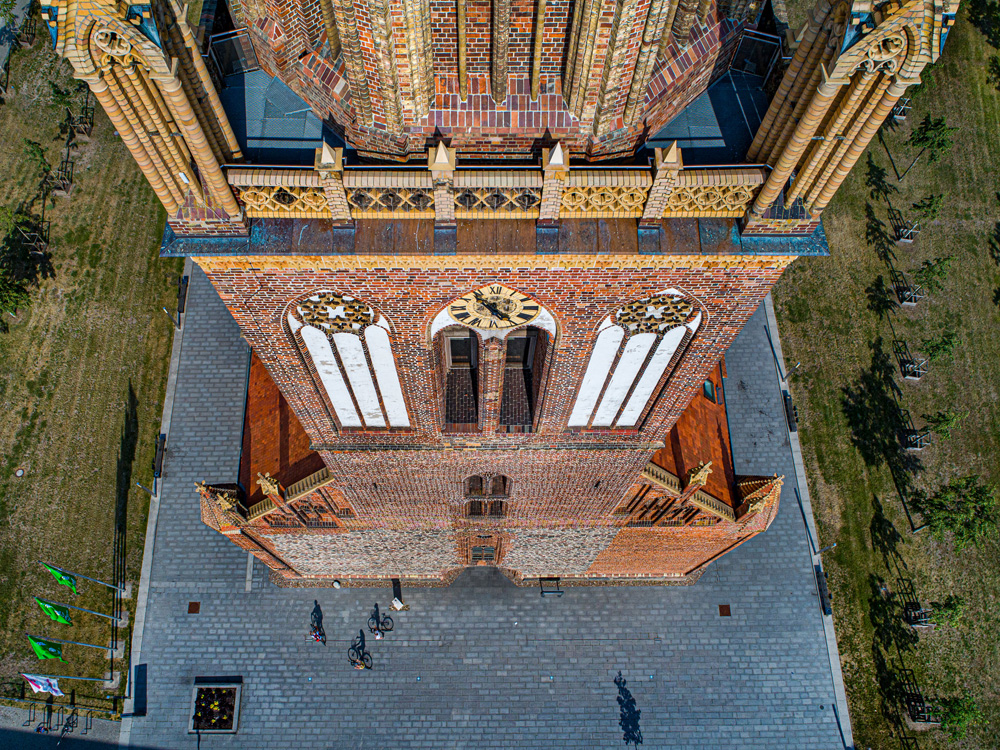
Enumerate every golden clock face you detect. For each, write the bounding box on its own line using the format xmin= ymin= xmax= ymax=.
xmin=448 ymin=285 xmax=541 ymax=330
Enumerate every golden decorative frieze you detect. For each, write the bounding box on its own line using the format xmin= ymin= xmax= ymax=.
xmin=346 ymin=186 xmax=435 ymax=218
xmin=237 ymin=185 xmax=331 ymax=218
xmin=454 ymin=187 xmax=542 ymax=218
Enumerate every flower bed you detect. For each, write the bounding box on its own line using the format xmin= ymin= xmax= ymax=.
xmin=188 ymin=682 xmax=242 ymax=734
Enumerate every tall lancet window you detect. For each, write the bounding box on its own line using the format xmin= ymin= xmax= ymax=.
xmin=287 ymin=292 xmax=410 ymax=429
xmin=568 ymin=290 xmax=703 ymax=429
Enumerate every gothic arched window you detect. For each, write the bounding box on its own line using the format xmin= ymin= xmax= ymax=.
xmin=568 ymin=289 xmax=702 ymax=429
xmin=287 ymin=291 xmax=410 ymax=429
xmin=430 ymin=285 xmax=557 ymax=433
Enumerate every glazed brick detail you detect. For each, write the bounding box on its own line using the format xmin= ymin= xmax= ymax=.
xmin=238 ymin=0 xmax=748 ymax=160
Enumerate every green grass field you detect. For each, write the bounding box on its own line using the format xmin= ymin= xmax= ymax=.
xmin=0 ymin=29 xmax=177 ymax=703
xmin=774 ymin=6 xmax=1000 ymax=748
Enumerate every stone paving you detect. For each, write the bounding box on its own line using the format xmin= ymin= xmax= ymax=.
xmin=124 ymin=268 xmax=846 ymax=749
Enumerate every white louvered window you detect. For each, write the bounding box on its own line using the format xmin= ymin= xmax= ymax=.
xmin=568 ymin=290 xmax=702 ymax=429
xmin=288 ymin=292 xmax=410 ymax=429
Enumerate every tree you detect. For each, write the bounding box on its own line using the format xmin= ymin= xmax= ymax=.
xmin=0 ymin=266 xmax=30 ymax=332
xmin=911 ymin=194 xmax=943 ymax=221
xmin=989 ymin=55 xmax=1000 ymax=91
xmin=0 ymin=0 xmax=16 ymax=27
xmin=912 ymin=255 xmax=953 ymax=292
xmin=912 ymin=476 xmax=997 ymax=550
xmin=938 ymin=692 xmax=982 ymax=739
xmin=928 ymin=595 xmax=965 ymax=627
xmin=908 ymin=115 xmax=958 ymax=165
xmin=922 ymin=329 xmax=958 ymax=362
xmin=921 ymin=409 xmax=964 ymax=438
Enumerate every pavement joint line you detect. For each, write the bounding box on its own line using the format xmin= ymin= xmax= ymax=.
xmin=763 ymin=292 xmax=854 ymax=750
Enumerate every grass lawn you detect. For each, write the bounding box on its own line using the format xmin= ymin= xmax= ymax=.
xmin=773 ymin=5 xmax=1000 ymax=749
xmin=0 ymin=26 xmax=178 ymax=703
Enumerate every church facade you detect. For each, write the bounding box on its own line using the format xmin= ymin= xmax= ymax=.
xmin=42 ymin=0 xmax=956 ymax=582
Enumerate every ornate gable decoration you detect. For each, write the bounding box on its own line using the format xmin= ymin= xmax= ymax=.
xmin=615 ymin=293 xmax=695 ymax=334
xmin=296 ymin=292 xmax=376 ymax=333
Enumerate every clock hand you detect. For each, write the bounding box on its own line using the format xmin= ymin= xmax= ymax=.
xmin=472 ymin=292 xmax=510 ymax=321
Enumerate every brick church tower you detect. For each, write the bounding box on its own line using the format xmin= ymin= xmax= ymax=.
xmin=44 ymin=0 xmax=955 ymax=582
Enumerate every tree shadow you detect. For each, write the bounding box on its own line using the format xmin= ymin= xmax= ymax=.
xmin=841 ymin=338 xmax=921 ymax=497
xmin=614 ymin=671 xmax=642 ymax=747
xmin=865 ymin=153 xmax=898 ymax=204
xmin=112 ymin=384 xmax=139 ymax=632
xmin=869 ymin=496 xmax=905 ymax=572
xmin=968 ymin=0 xmax=1000 ymax=48
xmin=871 ymin=639 xmax=906 ymax=731
xmin=868 ymin=574 xmax=918 ymax=655
xmin=865 ymin=202 xmax=897 ymax=264
xmin=866 ymin=276 xmax=899 ymax=319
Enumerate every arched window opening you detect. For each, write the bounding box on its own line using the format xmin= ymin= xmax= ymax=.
xmin=466 ymin=500 xmax=506 ymax=518
xmin=499 ymin=327 xmax=549 ymax=433
xmin=465 ymin=474 xmax=509 ymax=497
xmin=491 ymin=475 xmax=508 ymax=497
xmin=430 ymin=286 xmax=557 ymax=433
xmin=568 ymin=290 xmax=702 ymax=430
xmin=441 ymin=326 xmax=481 ymax=432
xmin=288 ymin=292 xmax=409 ymax=429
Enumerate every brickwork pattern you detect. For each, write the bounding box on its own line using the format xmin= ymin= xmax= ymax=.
xmin=232 ymin=0 xmax=744 ymax=160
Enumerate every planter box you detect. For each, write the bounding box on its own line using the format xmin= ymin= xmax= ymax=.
xmin=188 ymin=679 xmax=242 ymax=734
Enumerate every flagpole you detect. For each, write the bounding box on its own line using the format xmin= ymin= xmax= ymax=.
xmin=38 ymin=561 xmax=124 ymax=593
xmin=25 ymin=633 xmax=111 ymax=652
xmin=25 ymin=674 xmax=107 ymax=682
xmin=36 ymin=597 xmax=121 ymax=623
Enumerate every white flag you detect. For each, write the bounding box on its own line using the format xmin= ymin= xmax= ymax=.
xmin=21 ymin=673 xmax=64 ymax=696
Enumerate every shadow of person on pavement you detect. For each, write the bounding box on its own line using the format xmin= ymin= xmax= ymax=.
xmin=614 ymin=671 xmax=642 ymax=746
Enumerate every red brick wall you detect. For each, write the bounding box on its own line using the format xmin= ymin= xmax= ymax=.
xmin=197 ymin=255 xmax=789 ymax=578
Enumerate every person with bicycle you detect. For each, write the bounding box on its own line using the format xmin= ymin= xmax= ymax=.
xmin=348 ymin=629 xmax=372 ymax=669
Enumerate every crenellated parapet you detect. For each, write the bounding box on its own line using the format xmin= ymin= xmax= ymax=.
xmin=744 ymin=0 xmax=958 ymax=235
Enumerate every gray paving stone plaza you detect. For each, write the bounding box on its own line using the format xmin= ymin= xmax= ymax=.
xmin=119 ymin=267 xmax=849 ymax=749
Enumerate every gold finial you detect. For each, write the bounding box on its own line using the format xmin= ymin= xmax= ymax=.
xmin=687 ymin=461 xmax=713 ymax=488
xmin=257 ymin=472 xmax=282 ymax=498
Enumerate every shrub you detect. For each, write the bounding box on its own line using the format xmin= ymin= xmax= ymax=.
xmin=922 ymin=329 xmax=958 ymax=362
xmin=912 ymin=476 xmax=997 ymax=550
xmin=929 ymin=595 xmax=965 ymax=627
xmin=911 ymin=194 xmax=943 ymax=221
xmin=912 ymin=255 xmax=953 ymax=292
xmin=938 ymin=692 xmax=982 ymax=739
xmin=921 ymin=409 xmax=963 ymax=438
xmin=909 ymin=115 xmax=958 ymax=164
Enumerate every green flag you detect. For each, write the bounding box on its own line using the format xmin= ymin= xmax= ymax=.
xmin=42 ymin=564 xmax=77 ymax=594
xmin=34 ymin=598 xmax=72 ymax=625
xmin=27 ymin=635 xmax=65 ymax=662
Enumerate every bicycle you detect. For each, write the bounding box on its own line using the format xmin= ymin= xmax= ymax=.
xmin=348 ymin=646 xmax=373 ymax=669
xmin=367 ymin=603 xmax=393 ymax=636
xmin=306 ymin=624 xmax=327 ymax=645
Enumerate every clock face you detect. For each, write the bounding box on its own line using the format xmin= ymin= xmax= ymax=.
xmin=448 ymin=285 xmax=541 ymax=330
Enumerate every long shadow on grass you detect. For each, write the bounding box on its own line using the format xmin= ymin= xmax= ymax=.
xmin=841 ymin=338 xmax=921 ymax=501
xmin=112 ymin=384 xmax=139 ymax=645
